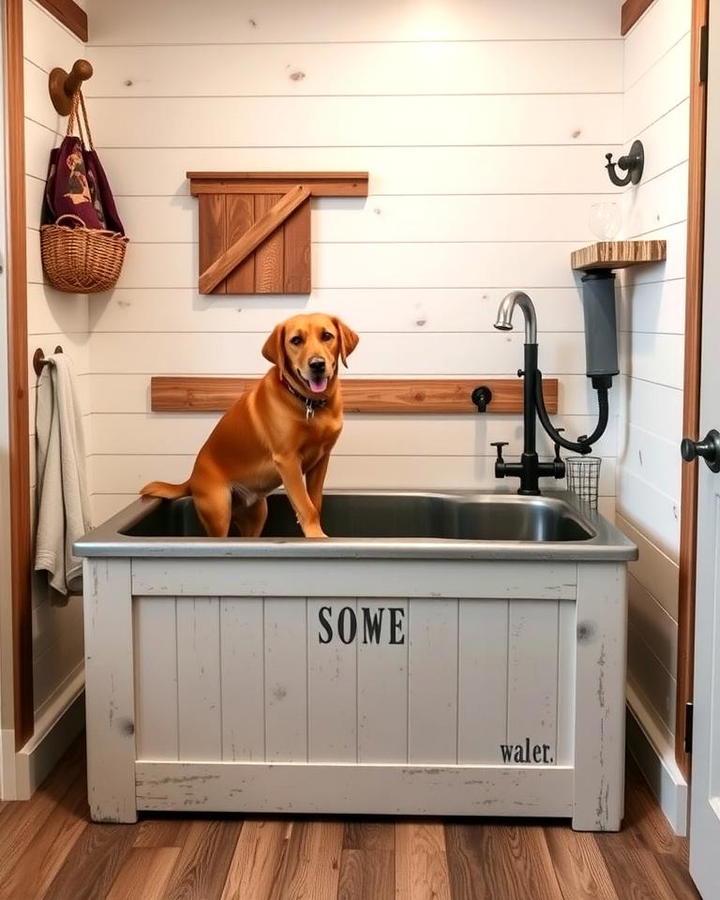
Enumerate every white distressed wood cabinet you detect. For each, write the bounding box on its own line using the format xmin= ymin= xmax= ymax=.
xmin=80 ymin=494 xmax=630 ymax=831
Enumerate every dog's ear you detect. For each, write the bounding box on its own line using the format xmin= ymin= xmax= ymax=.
xmin=262 ymin=323 xmax=286 ymax=379
xmin=333 ymin=318 xmax=359 ymax=368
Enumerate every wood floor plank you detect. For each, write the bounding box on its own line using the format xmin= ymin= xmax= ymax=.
xmin=623 ymin=759 xmax=684 ymax=857
xmin=597 ymin=836 xmax=685 ymax=900
xmin=445 ymin=823 xmax=563 ymax=900
xmin=0 ymin=741 xmax=85 ymax=882
xmin=106 ymin=847 xmax=181 ymax=900
xmin=343 ymin=820 xmax=395 ymax=851
xmin=133 ymin=818 xmax=193 ymax=849
xmin=274 ymin=820 xmax=344 ymax=900
xmin=338 ymin=849 xmax=394 ymax=900
xmin=544 ymin=827 xmax=619 ymax=900
xmin=163 ymin=820 xmax=243 ymax=900
xmin=220 ymin=819 xmax=292 ymax=900
xmin=42 ymin=822 xmax=140 ymax=900
xmin=0 ymin=770 xmax=88 ymax=900
xmin=396 ymin=821 xmax=452 ymax=900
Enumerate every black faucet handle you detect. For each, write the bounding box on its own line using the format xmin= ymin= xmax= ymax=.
xmin=490 ymin=440 xmax=509 ymax=461
xmin=553 ymin=428 xmax=565 ymax=460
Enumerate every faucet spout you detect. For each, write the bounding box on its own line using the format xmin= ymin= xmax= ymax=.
xmin=494 ymin=291 xmax=537 ymax=344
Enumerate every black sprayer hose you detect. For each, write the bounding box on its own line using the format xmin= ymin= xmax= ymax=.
xmin=535 ymin=371 xmax=609 ymax=455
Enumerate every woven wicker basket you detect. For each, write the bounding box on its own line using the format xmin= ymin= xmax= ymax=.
xmin=41 ymin=214 xmax=128 ymax=294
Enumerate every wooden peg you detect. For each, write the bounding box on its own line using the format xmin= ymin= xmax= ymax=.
xmin=48 ymin=59 xmax=93 ymax=115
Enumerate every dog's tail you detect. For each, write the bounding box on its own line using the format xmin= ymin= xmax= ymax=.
xmin=140 ymin=479 xmax=191 ymax=500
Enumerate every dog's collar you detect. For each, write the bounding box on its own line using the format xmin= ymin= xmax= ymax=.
xmin=281 ymin=375 xmax=328 ymax=419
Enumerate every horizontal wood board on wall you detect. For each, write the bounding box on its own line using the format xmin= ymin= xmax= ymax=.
xmin=33 ymin=0 xmax=87 ymax=41
xmin=150 ymin=377 xmax=559 ymax=415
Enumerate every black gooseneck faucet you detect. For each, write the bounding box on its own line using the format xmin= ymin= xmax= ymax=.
xmin=491 ymin=288 xmax=615 ymax=495
xmin=491 ymin=292 xmax=565 ymax=495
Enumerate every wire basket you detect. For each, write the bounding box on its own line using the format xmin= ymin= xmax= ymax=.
xmin=565 ymin=456 xmax=601 ymax=509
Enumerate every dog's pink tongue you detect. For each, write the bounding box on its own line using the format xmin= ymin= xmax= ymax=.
xmin=310 ymin=376 xmax=328 ymax=393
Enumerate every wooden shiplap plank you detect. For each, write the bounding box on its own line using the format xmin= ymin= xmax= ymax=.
xmin=82 ymin=559 xmax=136 ymax=822
xmin=176 ymin=596 xmax=222 ymax=761
xmin=307 ymin=598 xmax=358 ymax=763
xmin=88 ymin=94 xmax=621 ymax=149
xmin=133 ymin=596 xmax=178 ymax=760
xmin=86 ymin=41 xmax=622 ymax=98
xmin=253 ymin=193 xmax=286 ymax=294
xmin=457 ymin=599 xmax=509 ymax=764
xmin=408 ymin=599 xmax=458 ymax=765
xmin=224 ymin=194 xmax=256 ymax=294
xmin=264 ymin=597 xmax=308 ymax=762
xmin=220 ymin=597 xmax=265 ymax=761
xmin=357 ymin=599 xmax=408 ymax=763
xmin=507 ymin=600 xmax=559 ymax=763
xmin=198 ymin=194 xmax=227 ymax=295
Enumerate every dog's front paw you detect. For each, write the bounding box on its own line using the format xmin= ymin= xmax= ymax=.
xmin=304 ymin=526 xmax=327 ymax=539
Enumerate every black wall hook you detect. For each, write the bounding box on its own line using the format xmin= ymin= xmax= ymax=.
xmin=605 ymin=139 xmax=644 ymax=187
xmin=471 ymin=385 xmax=492 ymax=412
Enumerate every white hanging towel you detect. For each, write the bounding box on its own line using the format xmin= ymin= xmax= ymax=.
xmin=34 ymin=352 xmax=92 ymax=598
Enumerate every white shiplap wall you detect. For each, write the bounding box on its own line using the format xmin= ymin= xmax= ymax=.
xmin=617 ymin=0 xmax=691 ymax=755
xmin=83 ymin=0 xmax=623 ymax=523
xmin=23 ymin=0 xmax=88 ymax=718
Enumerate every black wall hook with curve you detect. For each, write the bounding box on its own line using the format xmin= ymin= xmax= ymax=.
xmin=605 ymin=139 xmax=644 ymax=187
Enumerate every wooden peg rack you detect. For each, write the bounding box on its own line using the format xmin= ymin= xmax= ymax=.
xmin=151 ymin=377 xmax=558 ymax=415
xmin=188 ymin=172 xmax=369 ymax=295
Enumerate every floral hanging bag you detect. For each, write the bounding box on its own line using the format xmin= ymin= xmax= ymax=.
xmin=40 ymin=90 xmax=128 ymax=293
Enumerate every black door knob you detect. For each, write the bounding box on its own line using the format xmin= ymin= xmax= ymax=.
xmin=681 ymin=429 xmax=720 ymax=473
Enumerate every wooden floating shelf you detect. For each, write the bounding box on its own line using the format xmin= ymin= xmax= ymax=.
xmin=571 ymin=239 xmax=666 ymax=271
xmin=151 ymin=377 xmax=558 ymax=415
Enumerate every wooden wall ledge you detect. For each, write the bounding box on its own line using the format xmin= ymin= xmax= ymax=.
xmin=571 ymin=240 xmax=666 ymax=271
xmin=151 ymin=377 xmax=558 ymax=415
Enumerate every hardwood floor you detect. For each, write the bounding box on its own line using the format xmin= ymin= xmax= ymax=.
xmin=0 ymin=739 xmax=700 ymax=900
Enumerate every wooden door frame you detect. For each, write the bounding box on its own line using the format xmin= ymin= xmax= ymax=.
xmin=676 ymin=0 xmax=709 ymax=778
xmin=4 ymin=0 xmax=32 ymax=750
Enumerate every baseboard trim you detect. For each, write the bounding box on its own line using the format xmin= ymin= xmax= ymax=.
xmin=14 ymin=667 xmax=85 ymax=799
xmin=626 ymin=685 xmax=688 ymax=835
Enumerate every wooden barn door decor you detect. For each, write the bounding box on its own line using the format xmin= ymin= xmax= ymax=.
xmin=188 ymin=172 xmax=369 ymax=295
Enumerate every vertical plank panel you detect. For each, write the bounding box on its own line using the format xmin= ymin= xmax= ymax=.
xmin=220 ymin=597 xmax=264 ymax=761
xmin=83 ymin=559 xmax=136 ymax=822
xmin=265 ymin=596 xmax=307 ymax=761
xmin=225 ymin=194 xmax=255 ymax=293
xmin=573 ymin=563 xmax=627 ymax=831
xmin=176 ymin=596 xmax=222 ymax=761
xmin=507 ymin=600 xmax=559 ymax=763
xmin=307 ymin=598 xmax=357 ymax=762
xmin=556 ymin=598 xmax=576 ymax=766
xmin=457 ymin=599 xmax=508 ymax=764
xmin=133 ymin=596 xmax=178 ymax=760
xmin=198 ymin=194 xmax=227 ymax=294
xmin=357 ymin=598 xmax=407 ymax=763
xmin=254 ymin=193 xmax=284 ymax=293
xmin=283 ymin=198 xmax=311 ymax=293
xmin=408 ymin=598 xmax=458 ymax=764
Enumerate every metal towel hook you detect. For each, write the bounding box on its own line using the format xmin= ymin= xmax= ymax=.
xmin=33 ymin=346 xmax=63 ymax=377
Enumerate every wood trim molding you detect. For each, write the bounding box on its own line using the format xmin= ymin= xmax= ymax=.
xmin=676 ymin=0 xmax=709 ymax=779
xmin=620 ymin=0 xmax=656 ymax=35
xmin=150 ymin=377 xmax=559 ymax=415
xmin=5 ymin=0 xmax=34 ymax=749
xmin=34 ymin=0 xmax=87 ymax=42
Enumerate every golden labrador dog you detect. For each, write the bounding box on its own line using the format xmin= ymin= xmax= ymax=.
xmin=140 ymin=313 xmax=359 ymax=538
